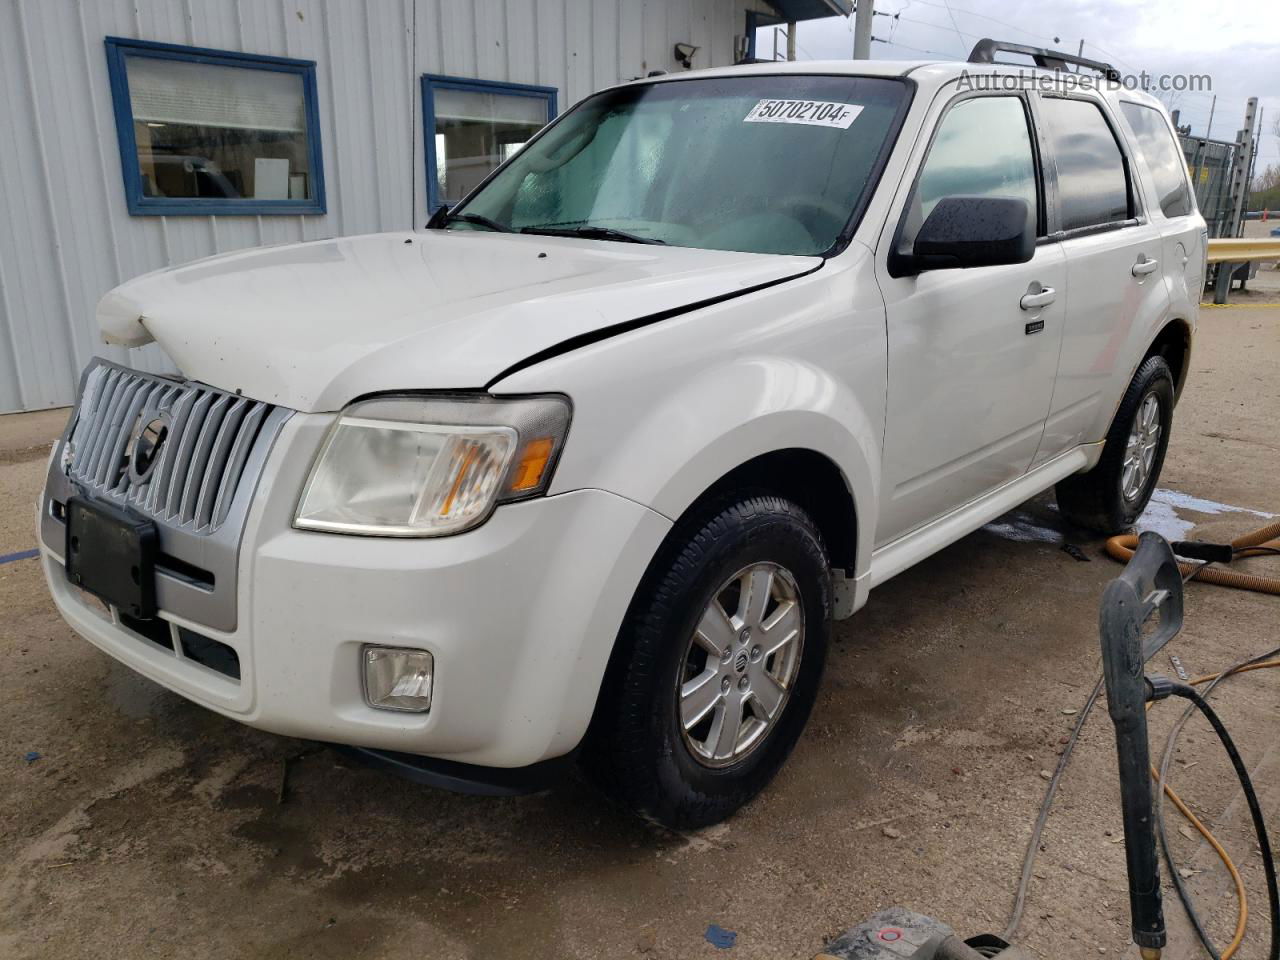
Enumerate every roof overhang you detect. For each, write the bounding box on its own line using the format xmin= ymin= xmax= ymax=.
xmin=764 ymin=0 xmax=852 ymax=21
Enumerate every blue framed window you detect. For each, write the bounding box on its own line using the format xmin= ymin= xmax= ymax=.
xmin=104 ymin=37 xmax=325 ymax=216
xmin=744 ymin=11 xmax=786 ymax=61
xmin=422 ymin=74 xmax=557 ymax=212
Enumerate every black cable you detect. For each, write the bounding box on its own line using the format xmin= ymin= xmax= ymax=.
xmin=1236 ymin=546 xmax=1280 ymax=558
xmin=1168 ymin=682 xmax=1280 ymax=960
xmin=1184 ymin=557 xmax=1214 ymax=584
xmin=1154 ymin=644 xmax=1280 ymax=960
xmin=1001 ymin=545 xmax=1263 ymax=947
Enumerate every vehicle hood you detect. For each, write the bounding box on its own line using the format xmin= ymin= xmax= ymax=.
xmin=98 ymin=231 xmax=819 ymax=412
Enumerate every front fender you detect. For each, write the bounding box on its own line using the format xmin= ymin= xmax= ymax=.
xmin=607 ymin=358 xmax=879 ymax=580
xmin=493 ymin=252 xmax=887 ymax=582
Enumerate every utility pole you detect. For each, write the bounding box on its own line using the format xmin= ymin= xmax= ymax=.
xmin=787 ymin=21 xmax=797 ymax=61
xmin=1077 ymin=39 xmax=1084 ymax=56
xmin=853 ymin=0 xmax=873 ymax=59
xmin=1205 ymin=94 xmax=1217 ymax=141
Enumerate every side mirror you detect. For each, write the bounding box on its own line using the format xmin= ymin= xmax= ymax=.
xmin=899 ymin=196 xmax=1034 ymax=274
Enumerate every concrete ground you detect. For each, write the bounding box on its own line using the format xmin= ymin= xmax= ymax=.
xmin=2 ymin=305 xmax=1278 ymax=960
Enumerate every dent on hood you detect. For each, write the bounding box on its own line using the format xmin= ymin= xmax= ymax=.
xmin=88 ymin=231 xmax=821 ymax=412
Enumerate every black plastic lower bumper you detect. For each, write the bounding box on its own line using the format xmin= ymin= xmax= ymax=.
xmin=333 ymin=744 xmax=577 ymax=797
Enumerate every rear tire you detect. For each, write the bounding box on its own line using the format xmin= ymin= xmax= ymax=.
xmin=1055 ymin=355 xmax=1174 ymax=534
xmin=583 ymin=494 xmax=830 ymax=829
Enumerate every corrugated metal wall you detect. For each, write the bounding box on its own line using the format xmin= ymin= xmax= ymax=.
xmin=0 ymin=0 xmax=773 ymax=413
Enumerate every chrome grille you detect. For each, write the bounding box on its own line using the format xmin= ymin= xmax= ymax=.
xmin=64 ymin=363 xmax=275 ymax=534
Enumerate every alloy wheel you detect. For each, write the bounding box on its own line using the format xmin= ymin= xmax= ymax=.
xmin=1121 ymin=391 xmax=1162 ymax=503
xmin=676 ymin=562 xmax=804 ymax=768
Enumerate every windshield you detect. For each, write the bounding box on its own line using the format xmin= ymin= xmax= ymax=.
xmin=446 ymin=75 xmax=909 ymax=256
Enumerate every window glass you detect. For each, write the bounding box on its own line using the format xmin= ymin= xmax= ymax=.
xmin=124 ymin=56 xmax=314 ymax=201
xmin=1120 ymin=101 xmax=1192 ymax=218
xmin=453 ymin=75 xmax=909 ymax=256
xmin=429 ymin=86 xmax=552 ymax=208
xmin=1040 ymin=97 xmax=1130 ymax=231
xmin=901 ymin=96 xmax=1038 ymax=251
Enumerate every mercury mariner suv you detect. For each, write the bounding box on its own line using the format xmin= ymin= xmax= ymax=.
xmin=39 ymin=42 xmax=1204 ymax=827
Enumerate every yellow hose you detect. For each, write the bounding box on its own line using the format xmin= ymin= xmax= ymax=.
xmin=1106 ymin=520 xmax=1280 ymax=595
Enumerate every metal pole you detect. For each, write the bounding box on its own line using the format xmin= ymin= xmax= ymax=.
xmin=786 ymin=21 xmax=796 ymax=61
xmin=1078 ymin=39 xmax=1085 ymax=56
xmin=853 ymin=0 xmax=873 ymax=59
xmin=1214 ymin=261 xmax=1234 ymax=303
xmin=1229 ymin=97 xmax=1257 ymax=238
xmin=1243 ymin=105 xmax=1264 ymax=233
xmin=1205 ymin=93 xmax=1217 ymax=141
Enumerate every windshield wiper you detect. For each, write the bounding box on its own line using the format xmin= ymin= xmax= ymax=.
xmin=444 ymin=212 xmax=513 ymax=233
xmin=519 ymin=225 xmax=666 ymax=245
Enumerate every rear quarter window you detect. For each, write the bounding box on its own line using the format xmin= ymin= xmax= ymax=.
xmin=1119 ymin=101 xmax=1193 ymax=218
xmin=1039 ymin=96 xmax=1131 ymax=232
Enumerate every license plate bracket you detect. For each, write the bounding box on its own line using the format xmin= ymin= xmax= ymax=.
xmin=65 ymin=496 xmax=159 ymax=619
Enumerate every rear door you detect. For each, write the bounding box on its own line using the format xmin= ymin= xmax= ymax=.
xmin=873 ymin=90 xmax=1066 ymax=545
xmin=1031 ymin=93 xmax=1170 ymax=465
xmin=1116 ymin=98 xmax=1205 ymax=350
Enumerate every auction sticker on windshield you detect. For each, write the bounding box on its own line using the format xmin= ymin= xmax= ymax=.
xmin=744 ymin=99 xmax=864 ymax=128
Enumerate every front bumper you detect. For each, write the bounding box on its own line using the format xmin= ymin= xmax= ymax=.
xmin=40 ymin=412 xmax=672 ymax=769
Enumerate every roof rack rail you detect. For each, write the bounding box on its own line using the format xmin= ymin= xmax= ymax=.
xmin=967 ymin=38 xmax=1121 ymax=83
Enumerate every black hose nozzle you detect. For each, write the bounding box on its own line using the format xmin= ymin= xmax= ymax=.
xmin=1099 ymin=533 xmax=1185 ymax=951
xmin=1171 ymin=540 xmax=1234 ymax=564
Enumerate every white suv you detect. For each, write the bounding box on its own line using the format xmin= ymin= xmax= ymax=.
xmin=40 ymin=49 xmax=1203 ymax=828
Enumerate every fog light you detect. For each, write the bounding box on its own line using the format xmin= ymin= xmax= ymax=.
xmin=363 ymin=646 xmax=434 ymax=713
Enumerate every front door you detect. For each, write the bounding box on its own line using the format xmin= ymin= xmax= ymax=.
xmin=874 ymin=92 xmax=1066 ymax=546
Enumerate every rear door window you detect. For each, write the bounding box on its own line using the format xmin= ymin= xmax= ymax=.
xmin=1039 ymin=96 xmax=1131 ymax=232
xmin=1119 ymin=101 xmax=1193 ymax=218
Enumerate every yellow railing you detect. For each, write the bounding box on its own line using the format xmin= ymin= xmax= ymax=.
xmin=1206 ymin=237 xmax=1280 ymax=263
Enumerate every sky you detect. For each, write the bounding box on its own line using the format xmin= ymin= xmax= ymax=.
xmin=777 ymin=0 xmax=1280 ymax=172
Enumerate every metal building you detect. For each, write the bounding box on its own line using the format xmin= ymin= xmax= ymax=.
xmin=0 ymin=0 xmax=848 ymax=413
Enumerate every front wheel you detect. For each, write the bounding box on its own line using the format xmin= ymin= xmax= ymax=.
xmin=1055 ymin=355 xmax=1175 ymax=534
xmin=583 ymin=495 xmax=830 ymax=829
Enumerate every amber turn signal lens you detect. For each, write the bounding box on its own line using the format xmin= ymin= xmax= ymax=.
xmin=510 ymin=437 xmax=555 ymax=492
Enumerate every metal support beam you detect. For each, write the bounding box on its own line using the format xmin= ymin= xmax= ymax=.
xmin=1213 ymin=262 xmax=1235 ymax=304
xmin=853 ymin=0 xmax=873 ymax=59
xmin=1228 ymin=97 xmax=1258 ymax=238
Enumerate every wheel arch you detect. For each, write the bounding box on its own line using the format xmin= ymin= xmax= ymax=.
xmin=581 ymin=447 xmax=858 ymax=795
xmin=1144 ymin=317 xmax=1192 ymax=400
xmin=677 ymin=448 xmax=859 ymax=576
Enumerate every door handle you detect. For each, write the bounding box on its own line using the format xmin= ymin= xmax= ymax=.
xmin=1132 ymin=256 xmax=1160 ymax=277
xmin=1019 ymin=286 xmax=1057 ymax=310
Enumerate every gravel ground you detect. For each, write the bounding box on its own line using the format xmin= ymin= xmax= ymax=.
xmin=1 ymin=303 xmax=1277 ymax=960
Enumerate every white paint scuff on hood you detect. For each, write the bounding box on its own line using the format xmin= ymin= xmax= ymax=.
xmin=97 ymin=230 xmax=818 ymax=413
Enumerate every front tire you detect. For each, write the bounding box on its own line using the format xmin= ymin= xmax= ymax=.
xmin=1055 ymin=355 xmax=1174 ymax=534
xmin=584 ymin=494 xmax=830 ymax=829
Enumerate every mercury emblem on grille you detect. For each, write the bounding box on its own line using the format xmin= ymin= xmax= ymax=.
xmin=127 ymin=413 xmax=170 ymax=484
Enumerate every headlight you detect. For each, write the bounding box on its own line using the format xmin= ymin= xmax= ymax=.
xmin=295 ymin=394 xmax=570 ymax=537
